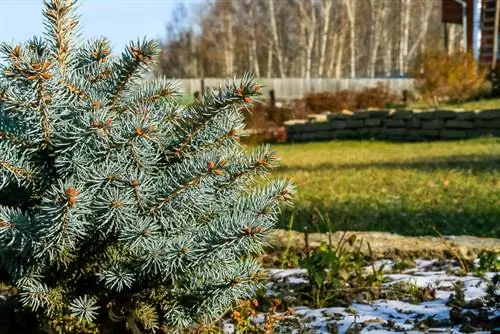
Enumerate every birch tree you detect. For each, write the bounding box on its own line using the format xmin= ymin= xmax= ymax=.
xmin=224 ymin=2 xmax=234 ymax=76
xmin=246 ymin=0 xmax=261 ymax=77
xmin=157 ymin=0 xmax=447 ymax=79
xmin=296 ymin=0 xmax=317 ymax=78
xmin=368 ymin=0 xmax=384 ymax=77
xmin=407 ymin=0 xmax=435 ymax=60
xmin=344 ymin=0 xmax=356 ymax=78
xmin=399 ymin=0 xmax=411 ymax=76
xmin=318 ymin=0 xmax=334 ymax=77
xmin=268 ymin=0 xmax=285 ymax=77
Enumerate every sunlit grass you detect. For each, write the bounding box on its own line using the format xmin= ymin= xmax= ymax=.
xmin=408 ymin=98 xmax=500 ymax=110
xmin=272 ymin=138 xmax=500 ymax=237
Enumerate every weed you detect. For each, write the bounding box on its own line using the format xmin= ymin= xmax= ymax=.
xmin=391 ymin=259 xmax=415 ymax=272
xmin=484 ymin=274 xmax=500 ymax=311
xmin=447 ymin=278 xmax=500 ymax=331
xmin=229 ymin=298 xmax=294 ymax=334
xmin=297 ymin=211 xmax=386 ymax=308
xmin=280 ymin=213 xmax=299 ymax=269
xmin=474 ymin=250 xmax=500 ymax=277
xmin=384 ymin=280 xmax=436 ymax=304
xmin=433 ymin=226 xmax=470 ymax=273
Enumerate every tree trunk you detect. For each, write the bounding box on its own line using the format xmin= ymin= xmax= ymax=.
xmin=299 ymin=19 xmax=307 ymax=77
xmin=246 ymin=1 xmax=260 ymax=77
xmin=306 ymin=1 xmax=316 ymax=78
xmin=318 ymin=0 xmax=333 ymax=77
xmin=268 ymin=0 xmax=285 ymax=77
xmin=382 ymin=1 xmax=393 ymax=77
xmin=407 ymin=0 xmax=434 ymax=61
xmin=224 ymin=6 xmax=234 ymax=76
xmin=399 ymin=0 xmax=410 ymax=76
xmin=296 ymin=0 xmax=316 ymax=78
xmin=344 ymin=0 xmax=356 ymax=78
xmin=335 ymin=27 xmax=347 ymax=78
xmin=448 ymin=24 xmax=456 ymax=55
xmin=267 ymin=41 xmax=273 ymax=78
xmin=327 ymin=29 xmax=339 ymax=77
xmin=368 ymin=0 xmax=383 ymax=77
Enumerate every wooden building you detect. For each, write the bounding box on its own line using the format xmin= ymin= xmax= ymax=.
xmin=442 ymin=0 xmax=500 ymax=69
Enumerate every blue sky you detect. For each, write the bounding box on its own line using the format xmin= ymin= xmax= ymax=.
xmin=0 ymin=0 xmax=201 ymax=51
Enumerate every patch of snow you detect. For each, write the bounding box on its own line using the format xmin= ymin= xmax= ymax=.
xmin=246 ymin=264 xmax=499 ymax=333
xmin=268 ymin=268 xmax=307 ymax=280
xmin=363 ymin=259 xmax=394 ymax=273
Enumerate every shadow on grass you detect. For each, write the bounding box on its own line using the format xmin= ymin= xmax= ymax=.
xmin=277 ymin=201 xmax=500 ymax=238
xmin=277 ymin=153 xmax=500 ymax=174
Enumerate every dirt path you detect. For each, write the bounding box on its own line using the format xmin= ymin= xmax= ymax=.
xmin=270 ymin=229 xmax=500 ymax=259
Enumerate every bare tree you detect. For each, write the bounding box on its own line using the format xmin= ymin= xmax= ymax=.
xmin=367 ymin=0 xmax=383 ymax=77
xmin=268 ymin=0 xmax=285 ymax=77
xmin=399 ymin=0 xmax=410 ymax=76
xmin=158 ymin=0 xmax=447 ymax=79
xmin=245 ymin=0 xmax=261 ymax=76
xmin=318 ymin=0 xmax=333 ymax=77
xmin=295 ymin=0 xmax=317 ymax=78
xmin=224 ymin=2 xmax=234 ymax=76
xmin=407 ymin=0 xmax=435 ymax=61
xmin=344 ymin=0 xmax=356 ymax=78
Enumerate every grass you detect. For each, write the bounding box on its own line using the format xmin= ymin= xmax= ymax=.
xmin=407 ymin=98 xmax=500 ymax=110
xmin=272 ymin=137 xmax=500 ymax=238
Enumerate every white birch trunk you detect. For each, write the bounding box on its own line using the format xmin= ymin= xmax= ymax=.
xmin=246 ymin=0 xmax=260 ymax=77
xmin=268 ymin=0 xmax=285 ymax=77
xmin=327 ymin=30 xmax=339 ymax=77
xmin=296 ymin=0 xmax=316 ymax=78
xmin=382 ymin=0 xmax=393 ymax=77
xmin=225 ymin=6 xmax=234 ymax=76
xmin=368 ymin=0 xmax=383 ymax=77
xmin=399 ymin=0 xmax=410 ymax=76
xmin=344 ymin=0 xmax=356 ymax=78
xmin=407 ymin=0 xmax=434 ymax=61
xmin=335 ymin=28 xmax=347 ymax=78
xmin=318 ymin=0 xmax=333 ymax=77
xmin=267 ymin=41 xmax=273 ymax=78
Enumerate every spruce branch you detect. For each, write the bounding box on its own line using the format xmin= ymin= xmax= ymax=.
xmin=0 ymin=160 xmax=35 ymax=183
xmin=0 ymin=141 xmax=38 ymax=188
xmin=42 ymin=0 xmax=80 ymax=74
xmin=118 ymin=77 xmax=181 ymax=113
xmin=172 ymin=74 xmax=261 ymax=157
xmin=34 ymin=78 xmax=53 ymax=146
xmin=0 ymin=130 xmax=36 ymax=149
xmin=148 ymin=155 xmax=230 ymax=215
xmin=133 ymin=303 xmax=159 ymax=332
xmin=107 ymin=39 xmax=159 ymax=109
xmin=0 ymin=90 xmax=37 ymax=115
xmin=68 ymin=295 xmax=100 ymax=323
xmin=0 ymin=206 xmax=35 ymax=249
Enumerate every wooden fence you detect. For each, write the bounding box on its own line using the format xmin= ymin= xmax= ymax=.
xmin=176 ymin=78 xmax=416 ymax=100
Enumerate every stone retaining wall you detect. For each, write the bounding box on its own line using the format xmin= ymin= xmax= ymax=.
xmin=285 ymin=108 xmax=500 ymax=142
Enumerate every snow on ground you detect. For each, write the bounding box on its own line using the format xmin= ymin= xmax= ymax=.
xmin=230 ymin=260 xmax=500 ymax=333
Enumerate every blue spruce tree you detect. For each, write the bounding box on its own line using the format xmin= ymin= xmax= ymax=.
xmin=0 ymin=1 xmax=293 ymax=332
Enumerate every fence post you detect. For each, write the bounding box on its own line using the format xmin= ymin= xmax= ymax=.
xmin=200 ymin=78 xmax=205 ymax=102
xmin=269 ymin=89 xmax=276 ymax=107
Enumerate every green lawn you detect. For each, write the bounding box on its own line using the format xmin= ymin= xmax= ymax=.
xmin=272 ymin=138 xmax=500 ymax=238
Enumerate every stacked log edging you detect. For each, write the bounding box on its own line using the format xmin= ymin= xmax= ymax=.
xmin=285 ymin=108 xmax=500 ymax=142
